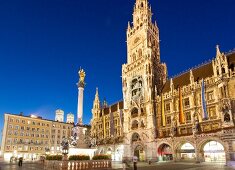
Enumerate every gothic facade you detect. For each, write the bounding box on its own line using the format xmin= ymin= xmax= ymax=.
xmin=90 ymin=0 xmax=235 ymax=165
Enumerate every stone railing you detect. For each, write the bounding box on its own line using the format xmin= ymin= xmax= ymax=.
xmin=44 ymin=160 xmax=112 ymax=170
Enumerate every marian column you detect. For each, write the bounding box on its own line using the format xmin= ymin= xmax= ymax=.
xmin=77 ymin=68 xmax=86 ymax=125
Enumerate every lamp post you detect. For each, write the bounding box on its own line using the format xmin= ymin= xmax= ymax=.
xmin=61 ymin=138 xmax=69 ymax=170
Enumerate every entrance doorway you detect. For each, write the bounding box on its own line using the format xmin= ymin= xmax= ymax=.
xmin=158 ymin=144 xmax=173 ymax=161
xmin=203 ymin=141 xmax=225 ymax=162
xmin=180 ymin=143 xmax=195 ymax=160
xmin=134 ymin=145 xmax=145 ymax=161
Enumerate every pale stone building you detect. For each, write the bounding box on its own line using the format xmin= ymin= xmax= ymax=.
xmin=90 ymin=0 xmax=235 ymax=165
xmin=1 ymin=113 xmax=73 ymax=161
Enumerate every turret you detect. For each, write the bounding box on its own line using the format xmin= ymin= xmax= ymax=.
xmin=92 ymin=88 xmax=100 ymax=119
xmin=212 ymin=45 xmax=229 ymax=78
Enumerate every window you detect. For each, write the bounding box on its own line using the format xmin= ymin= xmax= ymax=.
xmin=15 ymin=125 xmax=19 ymax=130
xmin=6 ymin=146 xmax=11 ymax=150
xmin=27 ymin=127 xmax=30 ymax=130
xmin=32 ymin=121 xmax=35 ymax=125
xmin=21 ymin=126 xmax=24 ymax=130
xmin=184 ymin=98 xmax=190 ymax=108
xmin=208 ymin=107 xmax=217 ymax=119
xmin=16 ymin=119 xmax=20 ymax=123
xmin=7 ymin=138 xmax=12 ymax=144
xmin=185 ymin=112 xmax=191 ymax=122
xmin=8 ymin=125 xmax=13 ymax=129
xmin=9 ymin=118 xmax=14 ymax=122
xmin=166 ymin=116 xmax=171 ymax=125
xmin=8 ymin=130 xmax=12 ymax=135
xmin=165 ymin=103 xmax=170 ymax=111
xmin=22 ymin=120 xmax=25 ymax=124
xmin=207 ymin=91 xmax=214 ymax=101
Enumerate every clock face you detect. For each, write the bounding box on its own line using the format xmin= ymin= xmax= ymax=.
xmin=131 ymin=76 xmax=143 ymax=101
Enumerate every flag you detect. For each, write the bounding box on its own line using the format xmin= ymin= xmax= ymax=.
xmin=201 ymin=79 xmax=208 ymax=120
xmin=179 ymin=87 xmax=185 ymax=124
xmin=110 ymin=112 xmax=114 ymax=136
xmin=161 ymin=95 xmax=166 ymax=127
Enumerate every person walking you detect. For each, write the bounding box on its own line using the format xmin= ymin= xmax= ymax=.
xmin=133 ymin=155 xmax=138 ymax=170
xmin=18 ymin=157 xmax=23 ymax=167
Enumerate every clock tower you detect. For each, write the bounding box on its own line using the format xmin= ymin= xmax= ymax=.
xmin=122 ymin=0 xmax=167 ymax=160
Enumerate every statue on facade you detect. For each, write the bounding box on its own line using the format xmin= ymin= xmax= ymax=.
xmin=222 ymin=101 xmax=231 ymax=123
xmin=171 ymin=117 xmax=177 ymax=136
xmin=193 ymin=111 xmax=200 ymax=134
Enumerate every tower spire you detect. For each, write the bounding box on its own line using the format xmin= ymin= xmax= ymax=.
xmin=133 ymin=0 xmax=152 ymax=28
xmin=216 ymin=45 xmax=221 ymax=56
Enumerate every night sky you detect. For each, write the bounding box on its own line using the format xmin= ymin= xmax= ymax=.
xmin=0 ymin=0 xmax=235 ymax=142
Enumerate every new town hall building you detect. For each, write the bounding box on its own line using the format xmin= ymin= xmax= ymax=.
xmin=90 ymin=0 xmax=235 ymax=165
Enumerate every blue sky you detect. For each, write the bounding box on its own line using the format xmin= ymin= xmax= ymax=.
xmin=0 ymin=0 xmax=235 ymax=142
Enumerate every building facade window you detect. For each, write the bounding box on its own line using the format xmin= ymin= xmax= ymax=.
xmin=207 ymin=91 xmax=214 ymax=101
xmin=165 ymin=103 xmax=171 ymax=111
xmin=184 ymin=98 xmax=190 ymax=108
xmin=208 ymin=107 xmax=217 ymax=119
xmin=166 ymin=116 xmax=171 ymax=125
xmin=185 ymin=112 xmax=191 ymax=123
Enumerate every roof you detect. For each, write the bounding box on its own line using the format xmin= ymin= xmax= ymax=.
xmin=102 ymin=101 xmax=124 ymax=115
xmin=162 ymin=62 xmax=213 ymax=93
xmin=162 ymin=51 xmax=235 ymax=93
xmin=227 ymin=52 xmax=235 ymax=65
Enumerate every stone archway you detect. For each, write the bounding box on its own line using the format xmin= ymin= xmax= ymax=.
xmin=134 ymin=145 xmax=145 ymax=161
xmin=157 ymin=143 xmax=173 ymax=161
xmin=175 ymin=142 xmax=196 ymax=161
xmin=199 ymin=140 xmax=226 ymax=163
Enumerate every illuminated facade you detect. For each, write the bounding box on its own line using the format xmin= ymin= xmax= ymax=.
xmin=91 ymin=0 xmax=235 ymax=165
xmin=1 ymin=113 xmax=73 ymax=161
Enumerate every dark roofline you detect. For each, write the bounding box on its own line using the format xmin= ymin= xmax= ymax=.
xmin=169 ymin=60 xmax=212 ymax=80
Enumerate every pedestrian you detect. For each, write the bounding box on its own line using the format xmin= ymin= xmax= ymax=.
xmin=18 ymin=157 xmax=23 ymax=167
xmin=132 ymin=155 xmax=138 ymax=170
